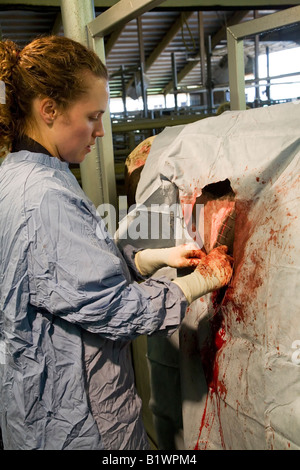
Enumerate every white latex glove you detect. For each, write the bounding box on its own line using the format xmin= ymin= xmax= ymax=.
xmin=134 ymin=243 xmax=205 ymax=276
xmin=172 ymin=245 xmax=233 ymax=304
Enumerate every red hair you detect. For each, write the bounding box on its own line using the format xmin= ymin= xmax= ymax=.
xmin=0 ymin=35 xmax=108 ymax=157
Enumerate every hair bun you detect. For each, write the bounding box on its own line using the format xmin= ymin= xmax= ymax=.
xmin=0 ymin=40 xmax=21 ymax=157
xmin=0 ymin=40 xmax=21 ymax=74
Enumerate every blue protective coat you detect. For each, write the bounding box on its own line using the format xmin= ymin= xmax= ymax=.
xmin=0 ymin=150 xmax=187 ymax=450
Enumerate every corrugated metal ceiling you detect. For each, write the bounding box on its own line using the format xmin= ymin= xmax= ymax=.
xmin=0 ymin=4 xmax=299 ymax=98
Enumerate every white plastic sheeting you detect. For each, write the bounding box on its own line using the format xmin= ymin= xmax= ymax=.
xmin=116 ymin=100 xmax=300 ymax=450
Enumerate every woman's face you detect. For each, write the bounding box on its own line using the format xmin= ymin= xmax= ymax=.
xmin=52 ymin=74 xmax=109 ymax=164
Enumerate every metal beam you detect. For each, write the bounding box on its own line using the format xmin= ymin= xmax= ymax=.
xmin=228 ymin=5 xmax=300 ymax=39
xmin=145 ymin=11 xmax=194 ymax=72
xmin=124 ymin=11 xmax=194 ymax=94
xmin=83 ymin=1 xmax=167 ymax=221
xmin=61 ymin=0 xmax=117 ymax=229
xmin=198 ymin=11 xmax=206 ymax=92
xmin=105 ymin=26 xmax=126 ymax=55
xmin=87 ymin=31 xmax=118 ymax=220
xmin=87 ymin=0 xmax=165 ymax=37
xmin=61 ymin=0 xmax=93 ymax=46
xmin=227 ymin=5 xmax=300 ymax=110
xmin=111 ymin=113 xmax=208 ymax=132
xmin=137 ymin=16 xmax=148 ymax=117
xmin=227 ymin=28 xmax=246 ymax=110
xmin=163 ymin=9 xmax=249 ymax=95
xmin=51 ymin=11 xmax=62 ymax=34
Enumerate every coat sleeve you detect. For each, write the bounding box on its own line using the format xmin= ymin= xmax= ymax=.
xmin=25 ymin=182 xmax=187 ymax=341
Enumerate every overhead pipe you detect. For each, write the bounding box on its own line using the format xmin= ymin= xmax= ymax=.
xmin=254 ymin=10 xmax=260 ymax=107
xmin=171 ymin=52 xmax=178 ymax=112
xmin=137 ymin=16 xmax=148 ymax=118
xmin=205 ymin=35 xmax=213 ymax=113
xmin=121 ymin=65 xmax=128 ymax=117
xmin=198 ymin=11 xmax=207 ymax=108
xmin=265 ymin=46 xmax=271 ymax=101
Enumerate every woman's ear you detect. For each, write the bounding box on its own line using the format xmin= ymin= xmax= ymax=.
xmin=39 ymin=98 xmax=58 ymax=125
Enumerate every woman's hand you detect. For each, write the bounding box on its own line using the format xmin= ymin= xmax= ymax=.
xmin=194 ymin=245 xmax=233 ymax=288
xmin=163 ymin=243 xmax=206 ymax=269
xmin=172 ymin=245 xmax=234 ymax=304
xmin=134 ymin=243 xmax=206 ymax=276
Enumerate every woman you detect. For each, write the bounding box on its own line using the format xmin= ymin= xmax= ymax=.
xmin=0 ymin=35 xmax=233 ymax=450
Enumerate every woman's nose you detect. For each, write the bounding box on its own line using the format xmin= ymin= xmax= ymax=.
xmin=94 ymin=120 xmax=105 ymax=138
